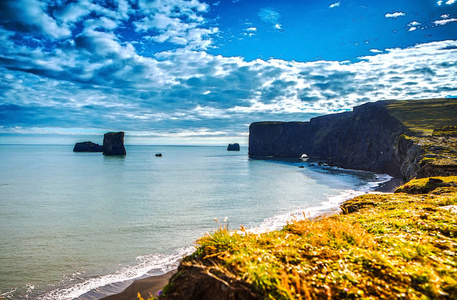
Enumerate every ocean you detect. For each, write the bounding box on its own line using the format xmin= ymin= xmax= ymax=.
xmin=0 ymin=145 xmax=390 ymax=299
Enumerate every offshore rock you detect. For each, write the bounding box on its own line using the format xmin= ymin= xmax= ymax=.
xmin=73 ymin=141 xmax=103 ymax=152
xmin=227 ymin=143 xmax=240 ymax=151
xmin=103 ymin=132 xmax=126 ymax=156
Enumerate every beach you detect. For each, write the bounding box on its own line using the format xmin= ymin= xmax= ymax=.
xmin=99 ymin=176 xmax=403 ymax=300
xmin=100 ymin=271 xmax=176 ymax=300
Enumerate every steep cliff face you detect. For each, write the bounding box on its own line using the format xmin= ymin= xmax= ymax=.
xmin=249 ymin=101 xmax=407 ymax=176
xmin=249 ymin=99 xmax=457 ymax=179
xmin=396 ymin=133 xmax=457 ymax=181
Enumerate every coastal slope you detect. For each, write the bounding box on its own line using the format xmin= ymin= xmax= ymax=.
xmin=249 ymin=98 xmax=457 ymax=180
xmin=158 ymin=176 xmax=457 ymax=300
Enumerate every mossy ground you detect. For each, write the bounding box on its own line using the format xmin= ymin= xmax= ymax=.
xmin=385 ymin=99 xmax=457 ymax=136
xmin=158 ymin=178 xmax=457 ymax=300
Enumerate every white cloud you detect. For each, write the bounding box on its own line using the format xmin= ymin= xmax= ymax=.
xmin=2 ymin=0 xmax=72 ymax=39
xmin=1 ymin=0 xmax=456 ymax=143
xmin=385 ymin=12 xmax=406 ymax=18
xmin=329 ymin=2 xmax=341 ymax=8
xmin=437 ymin=0 xmax=456 ymax=5
xmin=258 ymin=8 xmax=283 ymax=30
xmin=408 ymin=21 xmax=421 ymax=26
xmin=133 ymin=0 xmax=215 ymax=50
xmin=434 ymin=18 xmax=457 ymax=25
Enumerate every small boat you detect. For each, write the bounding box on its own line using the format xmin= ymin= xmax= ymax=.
xmin=300 ymin=153 xmax=309 ymax=160
xmin=155 ymin=153 xmax=162 ymax=157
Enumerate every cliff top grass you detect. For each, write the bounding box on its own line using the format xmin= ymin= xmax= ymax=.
xmin=159 ymin=178 xmax=457 ymax=299
xmin=386 ymin=98 xmax=457 ymax=136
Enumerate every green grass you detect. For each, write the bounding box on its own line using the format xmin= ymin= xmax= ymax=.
xmin=385 ymin=98 xmax=457 ymax=136
xmin=159 ymin=178 xmax=457 ymax=299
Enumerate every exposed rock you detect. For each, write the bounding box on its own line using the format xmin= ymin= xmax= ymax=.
xmin=227 ymin=143 xmax=240 ymax=151
xmin=161 ymin=263 xmax=262 ymax=300
xmin=103 ymin=132 xmax=126 ymax=156
xmin=73 ymin=141 xmax=103 ymax=152
xmin=396 ymin=135 xmax=457 ymax=181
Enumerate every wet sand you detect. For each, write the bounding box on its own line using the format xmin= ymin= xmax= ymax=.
xmin=374 ymin=177 xmax=403 ymax=193
xmin=100 ymin=271 xmax=176 ymax=300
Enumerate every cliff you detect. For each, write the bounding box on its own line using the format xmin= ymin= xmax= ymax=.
xmin=249 ymin=98 xmax=457 ymax=180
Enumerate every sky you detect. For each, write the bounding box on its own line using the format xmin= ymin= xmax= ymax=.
xmin=0 ymin=0 xmax=456 ymax=145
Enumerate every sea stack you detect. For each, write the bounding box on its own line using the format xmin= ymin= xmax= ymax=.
xmin=227 ymin=143 xmax=240 ymax=151
xmin=103 ymin=132 xmax=126 ymax=156
xmin=73 ymin=141 xmax=103 ymax=152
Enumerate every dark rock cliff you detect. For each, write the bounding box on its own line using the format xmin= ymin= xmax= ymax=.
xmin=249 ymin=101 xmax=407 ymax=176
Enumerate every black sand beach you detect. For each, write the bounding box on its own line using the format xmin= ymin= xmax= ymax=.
xmin=100 ymin=271 xmax=176 ymax=300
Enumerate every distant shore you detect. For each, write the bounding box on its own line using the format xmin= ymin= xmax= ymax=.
xmin=99 ymin=177 xmax=403 ymax=300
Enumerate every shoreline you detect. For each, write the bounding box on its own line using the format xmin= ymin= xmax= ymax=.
xmin=99 ymin=271 xmax=176 ymax=300
xmin=98 ymin=176 xmax=403 ymax=300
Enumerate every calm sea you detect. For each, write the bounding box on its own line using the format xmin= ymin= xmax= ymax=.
xmin=0 ymin=145 xmax=390 ymax=299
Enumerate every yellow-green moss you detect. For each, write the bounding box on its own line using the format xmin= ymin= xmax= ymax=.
xmin=386 ymin=99 xmax=457 ymax=136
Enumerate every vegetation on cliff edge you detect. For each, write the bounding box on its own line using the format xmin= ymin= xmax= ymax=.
xmin=157 ymin=177 xmax=457 ymax=299
xmin=386 ymin=99 xmax=457 ymax=136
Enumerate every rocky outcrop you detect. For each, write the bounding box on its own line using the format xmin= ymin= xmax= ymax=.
xmin=103 ymin=132 xmax=126 ymax=156
xmin=249 ymin=99 xmax=457 ymax=180
xmin=397 ymin=135 xmax=457 ymax=181
xmin=73 ymin=141 xmax=103 ymax=152
xmin=227 ymin=143 xmax=240 ymax=151
xmin=161 ymin=262 xmax=262 ymax=300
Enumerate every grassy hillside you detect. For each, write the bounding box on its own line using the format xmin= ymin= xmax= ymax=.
xmin=158 ymin=177 xmax=457 ymax=299
xmin=386 ymin=98 xmax=457 ymax=136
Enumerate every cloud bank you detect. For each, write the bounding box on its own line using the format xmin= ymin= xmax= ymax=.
xmin=0 ymin=0 xmax=456 ymax=143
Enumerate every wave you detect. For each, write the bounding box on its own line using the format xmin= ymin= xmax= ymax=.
xmin=39 ymin=172 xmax=392 ymax=299
xmin=247 ymin=172 xmax=392 ymax=234
xmin=39 ymin=247 xmax=195 ymax=300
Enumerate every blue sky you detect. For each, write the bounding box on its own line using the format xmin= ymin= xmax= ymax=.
xmin=0 ymin=0 xmax=456 ymax=145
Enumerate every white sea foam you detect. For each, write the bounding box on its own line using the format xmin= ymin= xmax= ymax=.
xmin=40 ymin=246 xmax=195 ymax=300
xmin=34 ymin=165 xmax=392 ymax=300
xmin=248 ymin=172 xmax=392 ymax=234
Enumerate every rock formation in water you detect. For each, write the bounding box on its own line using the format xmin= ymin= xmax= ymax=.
xmin=73 ymin=141 xmax=103 ymax=152
xmin=227 ymin=143 xmax=240 ymax=151
xmin=103 ymin=132 xmax=126 ymax=156
xmin=249 ymin=99 xmax=457 ymax=181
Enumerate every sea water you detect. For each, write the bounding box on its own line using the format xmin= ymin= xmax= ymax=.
xmin=0 ymin=145 xmax=390 ymax=299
